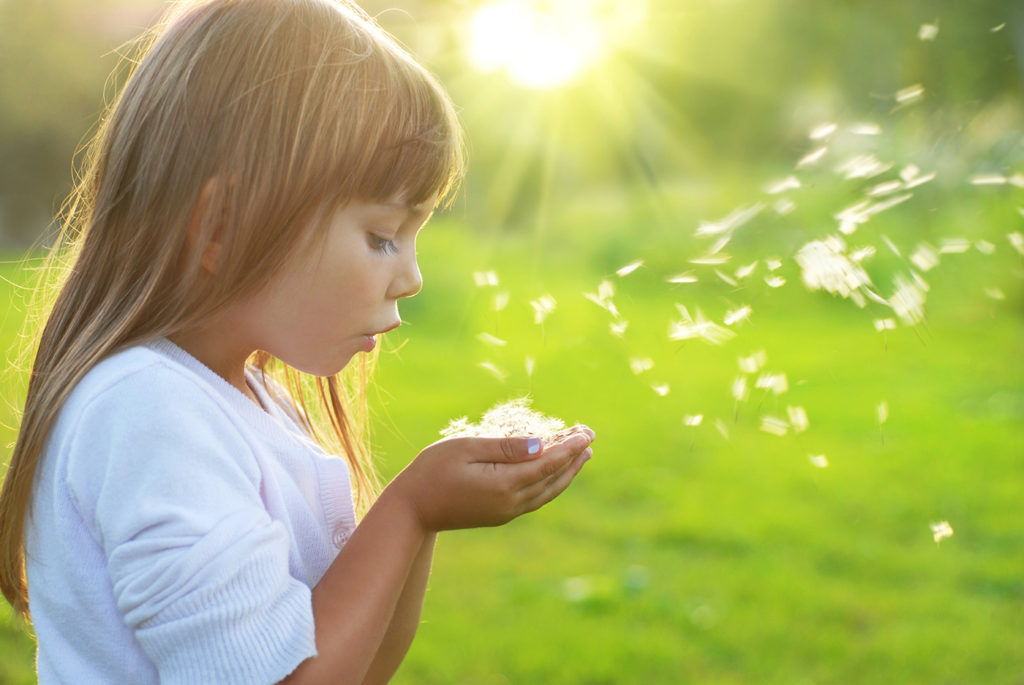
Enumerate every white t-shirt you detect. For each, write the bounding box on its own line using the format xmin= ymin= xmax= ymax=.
xmin=25 ymin=338 xmax=357 ymax=684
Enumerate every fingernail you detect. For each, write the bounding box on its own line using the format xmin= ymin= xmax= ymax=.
xmin=582 ymin=447 xmax=593 ymax=462
xmin=527 ymin=437 xmax=542 ymax=455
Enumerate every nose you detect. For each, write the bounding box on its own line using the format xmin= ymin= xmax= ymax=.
xmin=390 ymin=250 xmax=422 ymax=300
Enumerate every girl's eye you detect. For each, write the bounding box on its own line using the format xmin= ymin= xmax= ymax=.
xmin=369 ymin=234 xmax=398 ymax=254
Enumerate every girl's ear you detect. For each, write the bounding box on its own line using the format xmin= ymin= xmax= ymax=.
xmin=186 ymin=177 xmax=228 ymax=273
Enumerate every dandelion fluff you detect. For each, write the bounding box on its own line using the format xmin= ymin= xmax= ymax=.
xmin=441 ymin=396 xmax=566 ymax=440
xmin=975 ymin=240 xmax=996 ymax=255
xmin=796 ymin=236 xmax=873 ymax=299
xmin=477 ymin=332 xmax=508 ymax=347
xmin=910 ymin=243 xmax=940 ymax=272
xmin=760 ymin=415 xmax=789 ymax=436
xmin=629 ymin=357 xmax=654 ymax=375
xmin=531 ymin=294 xmax=557 ymax=324
xmin=797 ymin=146 xmax=828 ymax=168
xmin=930 ymin=520 xmax=954 ymax=543
xmin=888 ymin=275 xmax=926 ymax=325
xmin=787 ymin=405 xmax=809 ymax=433
xmin=616 ymin=260 xmax=644 ymax=277
xmin=918 ymin=22 xmax=939 ymax=40
xmin=683 ymin=414 xmax=704 ymax=427
xmin=809 ymin=454 xmax=829 ymax=468
xmin=1008 ymin=232 xmax=1024 ymax=256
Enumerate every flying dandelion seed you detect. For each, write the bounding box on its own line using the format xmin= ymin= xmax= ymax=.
xmin=473 ymin=270 xmax=499 ymax=287
xmin=651 ymin=383 xmax=670 ymax=397
xmin=796 ymin=236 xmax=873 ymax=300
xmin=765 ymin=176 xmax=801 ymax=194
xmin=760 ymin=415 xmax=789 ymax=436
xmin=904 ymin=171 xmax=936 ymax=189
xmin=809 ymin=454 xmax=829 ymax=468
xmin=440 ymin=396 xmax=566 ymax=440
xmin=797 ymin=146 xmax=828 ymax=168
xmin=849 ymin=245 xmax=876 ymax=263
xmin=970 ymin=173 xmax=1008 ymax=186
xmin=732 ymin=376 xmax=749 ymax=402
xmin=525 ymin=356 xmax=535 ymax=377
xmin=975 ymin=240 xmax=996 ymax=255
xmin=629 ymin=357 xmax=654 ymax=375
xmin=669 ymin=305 xmax=737 ymax=345
xmin=584 ymin=280 xmax=619 ymax=316
xmin=610 ymin=319 xmax=629 ymax=337
xmin=765 ymin=276 xmax=787 ymax=288
xmin=985 ymin=287 xmax=1006 ymax=300
xmin=756 ymin=372 xmax=789 ymax=395
xmin=690 ymin=256 xmax=731 ymax=266
xmin=1009 ymin=232 xmax=1024 ymax=255
xmin=835 ymin=200 xmax=871 ymax=235
xmin=850 ymin=122 xmax=882 ymax=136
xmin=531 ymin=294 xmax=557 ymax=324
xmin=708 ymin=235 xmax=732 ymax=256
xmin=787 ymin=405 xmax=809 ymax=433
xmin=735 ymin=261 xmax=759 ymax=279
xmin=724 ymin=305 xmax=752 ymax=326
xmin=877 ymin=401 xmax=889 ymax=425
xmin=695 ymin=204 xmax=764 ymax=238
xmin=715 ymin=270 xmax=739 ymax=286
xmin=910 ymin=243 xmax=940 ymax=272
xmin=477 ymin=332 xmax=508 ymax=347
xmin=918 ymin=22 xmax=939 ymax=40
xmin=939 ymin=238 xmax=971 ymax=254
xmin=895 ymin=84 xmax=925 ymax=104
xmin=882 ymin=235 xmax=902 ymax=257
xmin=478 ymin=361 xmax=508 ymax=382
xmin=493 ymin=291 xmax=510 ymax=312
xmin=874 ymin=318 xmax=896 ymax=332
xmin=714 ymin=418 xmax=730 ymax=439
xmin=991 ymin=22 xmax=1006 ymax=32
xmin=616 ymin=260 xmax=644 ymax=277
xmin=889 ymin=275 xmax=927 ymax=325
xmin=667 ymin=272 xmax=699 ymax=284
xmin=1010 ymin=173 xmax=1024 ymax=188
xmin=765 ymin=258 xmax=783 ymax=272
xmin=837 ymin=154 xmax=893 ymax=180
xmin=868 ymin=180 xmax=903 ymax=197
xmin=684 ymin=414 xmax=704 ymax=427
xmin=809 ymin=122 xmax=838 ymax=140
xmin=930 ymin=520 xmax=954 ymax=543
xmin=774 ymin=198 xmax=797 ymax=216
xmin=738 ymin=350 xmax=766 ymax=374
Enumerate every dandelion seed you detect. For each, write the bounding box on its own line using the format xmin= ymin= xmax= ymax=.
xmin=756 ymin=372 xmax=788 ymax=395
xmin=584 ymin=281 xmax=622 ymax=319
xmin=797 ymin=146 xmax=828 ymax=168
xmin=695 ymin=204 xmax=764 ymax=237
xmin=850 ymin=122 xmax=882 ymax=136
xmin=991 ymin=22 xmax=1006 ymax=32
xmin=838 ymin=154 xmax=893 ymax=180
xmin=939 ymin=238 xmax=971 ymax=254
xmin=473 ymin=270 xmax=499 ymax=287
xmin=669 ymin=305 xmax=737 ymax=345
xmin=690 ymin=255 xmax=731 ymax=266
xmin=889 ymin=275 xmax=926 ymax=325
xmin=867 ymin=193 xmax=914 ymax=218
xmin=724 ymin=305 xmax=752 ymax=326
xmin=874 ymin=318 xmax=896 ymax=332
xmin=835 ymin=200 xmax=871 ymax=235
xmin=774 ymin=198 xmax=797 ymax=216
xmin=895 ymin=84 xmax=925 ymax=104
xmin=765 ymin=258 xmax=783 ymax=272
xmin=714 ymin=418 xmax=730 ymax=439
xmin=525 ymin=356 xmax=535 ymax=377
xmin=910 ymin=243 xmax=940 ymax=272
xmin=904 ymin=171 xmax=936 ymax=189
xmin=918 ymin=22 xmax=939 ymax=40
xmin=796 ymin=235 xmax=873 ymax=300
xmin=737 ymin=350 xmax=766 ymax=374
xmin=715 ymin=269 xmax=738 ymax=286
xmin=809 ymin=454 xmax=829 ymax=468
xmin=809 ymin=122 xmax=838 ymax=140
xmin=477 ymin=332 xmax=508 ymax=347
xmin=629 ymin=357 xmax=654 ymax=375
xmin=765 ymin=176 xmax=801 ymax=194
xmin=440 ymin=396 xmax=565 ymax=440
xmin=667 ymin=272 xmax=699 ymax=284
xmin=765 ymin=276 xmax=786 ymax=288
xmin=760 ymin=415 xmax=789 ymax=436
xmin=849 ymin=245 xmax=876 ymax=263
xmin=882 ymin=235 xmax=902 ymax=257
xmin=651 ymin=383 xmax=671 ymax=397
xmin=877 ymin=401 xmax=889 ymax=424
xmin=492 ymin=290 xmax=510 ymax=312
xmin=732 ymin=376 xmax=749 ymax=401
xmin=684 ymin=414 xmax=704 ymax=427
xmin=1009 ymin=173 xmax=1024 ymax=188
xmin=735 ymin=261 xmax=758 ymax=279
xmin=970 ymin=173 xmax=1008 ymax=185
xmin=868 ymin=180 xmax=903 ymax=197
xmin=985 ymin=287 xmax=1006 ymax=300
xmin=616 ymin=260 xmax=644 ymax=277
xmin=478 ymin=361 xmax=508 ymax=382
xmin=1009 ymin=232 xmax=1024 ymax=256
xmin=530 ymin=294 xmax=557 ymax=324
xmin=610 ymin=319 xmax=629 ymax=337
xmin=787 ymin=405 xmax=809 ymax=433
xmin=930 ymin=520 xmax=954 ymax=543
xmin=975 ymin=240 xmax=996 ymax=255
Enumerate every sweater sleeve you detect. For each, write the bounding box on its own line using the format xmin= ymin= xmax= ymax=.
xmin=64 ymin=364 xmax=317 ymax=685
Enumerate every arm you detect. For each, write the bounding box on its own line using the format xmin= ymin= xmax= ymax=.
xmin=280 ymin=428 xmax=594 ymax=685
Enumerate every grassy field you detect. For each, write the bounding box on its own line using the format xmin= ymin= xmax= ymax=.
xmin=0 ymin=182 xmax=1022 ymax=683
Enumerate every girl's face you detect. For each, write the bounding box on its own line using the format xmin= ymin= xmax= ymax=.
xmin=234 ymin=196 xmax=433 ymax=376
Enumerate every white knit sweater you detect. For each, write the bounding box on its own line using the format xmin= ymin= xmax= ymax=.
xmin=25 ymin=338 xmax=357 ymax=684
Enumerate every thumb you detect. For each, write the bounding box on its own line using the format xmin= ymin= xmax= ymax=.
xmin=479 ymin=435 xmax=543 ymax=463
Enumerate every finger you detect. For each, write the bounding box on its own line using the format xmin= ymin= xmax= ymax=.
xmin=519 ymin=447 xmax=591 ymax=514
xmin=468 ymin=435 xmax=543 ymax=464
xmin=516 ymin=433 xmax=591 ymax=486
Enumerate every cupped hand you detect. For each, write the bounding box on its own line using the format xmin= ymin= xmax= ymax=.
xmin=389 ymin=424 xmax=595 ymax=533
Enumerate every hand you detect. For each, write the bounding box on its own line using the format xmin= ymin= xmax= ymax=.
xmin=388 ymin=425 xmax=595 ymax=533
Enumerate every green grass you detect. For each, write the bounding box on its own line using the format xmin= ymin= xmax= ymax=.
xmin=0 ymin=184 xmax=1022 ymax=683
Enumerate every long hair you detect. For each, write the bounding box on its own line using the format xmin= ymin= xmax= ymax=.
xmin=0 ymin=0 xmax=464 ymax=616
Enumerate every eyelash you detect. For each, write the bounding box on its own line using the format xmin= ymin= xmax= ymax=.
xmin=369 ymin=234 xmax=398 ymax=255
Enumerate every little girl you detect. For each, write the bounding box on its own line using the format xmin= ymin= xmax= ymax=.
xmin=0 ymin=1 xmax=594 ymax=682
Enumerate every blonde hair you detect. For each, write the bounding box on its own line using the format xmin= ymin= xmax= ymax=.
xmin=0 ymin=0 xmax=464 ymax=616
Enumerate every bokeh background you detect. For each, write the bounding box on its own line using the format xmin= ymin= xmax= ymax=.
xmin=2 ymin=1 xmax=1023 ymax=683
